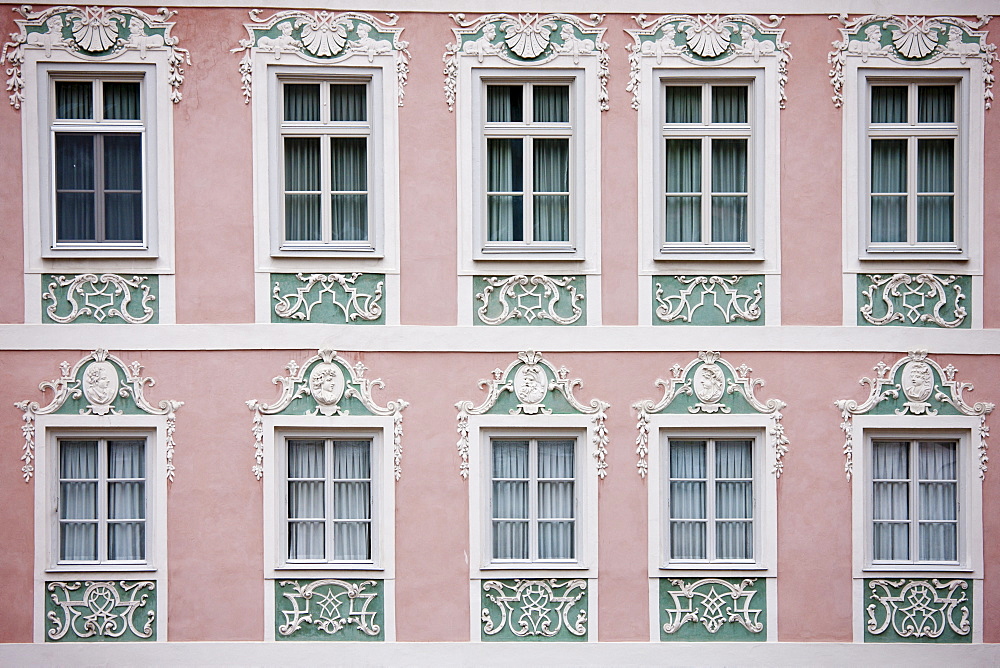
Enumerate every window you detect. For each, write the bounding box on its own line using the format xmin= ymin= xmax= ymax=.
xmin=662 ymin=82 xmax=751 ymax=249
xmin=279 ymin=80 xmax=372 ymax=250
xmin=490 ymin=437 xmax=576 ymax=563
xmin=667 ymin=438 xmax=755 ymax=563
xmin=50 ymin=76 xmax=146 ymax=248
xmin=55 ymin=437 xmax=149 ymax=565
xmin=285 ymin=437 xmax=373 ymax=564
xmin=870 ymin=439 xmax=959 ymax=565
xmin=867 ymin=82 xmax=958 ymax=250
xmin=483 ymin=82 xmax=572 ymax=251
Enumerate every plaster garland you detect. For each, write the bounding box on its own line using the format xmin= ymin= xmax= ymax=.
xmin=828 ymin=14 xmax=996 ymax=109
xmin=2 ymin=5 xmax=190 ymax=109
xmin=43 ymin=273 xmax=156 ymax=324
xmin=834 ymin=350 xmax=994 ymax=481
xmin=231 ymin=10 xmax=410 ymax=106
xmin=455 ymin=350 xmax=610 ymax=480
xmin=476 ymin=275 xmax=584 ymax=325
xmin=632 ymin=351 xmax=788 ymax=479
xmin=14 ymin=349 xmax=182 ymax=483
xmin=626 ymin=14 xmax=791 ymax=110
xmin=859 ymin=273 xmax=967 ymax=328
xmin=443 ymin=13 xmax=609 ymax=112
xmin=246 ymin=348 xmax=407 ymax=481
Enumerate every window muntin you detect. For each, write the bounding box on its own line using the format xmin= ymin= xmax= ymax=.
xmin=57 ymin=438 xmax=146 ymax=565
xmin=662 ymin=82 xmax=752 ymax=250
xmin=483 ymin=82 xmax=573 ymax=250
xmin=286 ymin=437 xmax=373 ymax=564
xmin=51 ymin=77 xmax=145 ymax=246
xmin=668 ymin=438 xmax=754 ymax=563
xmin=871 ymin=439 xmax=959 ymax=565
xmin=867 ymin=81 xmax=958 ymax=249
xmin=280 ymin=80 xmax=371 ymax=249
xmin=491 ymin=438 xmax=577 ymax=563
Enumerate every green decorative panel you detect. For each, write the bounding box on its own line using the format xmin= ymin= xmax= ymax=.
xmin=653 ymin=276 xmax=763 ymax=326
xmin=864 ymin=579 xmax=972 ymax=643
xmin=660 ymin=577 xmax=765 ymax=642
xmin=474 ymin=275 xmax=585 ymax=326
xmin=481 ymin=579 xmax=588 ymax=641
xmin=275 ymin=579 xmax=384 ymax=641
xmin=45 ymin=581 xmax=156 ymax=642
xmin=271 ymin=273 xmax=385 ymax=324
xmin=858 ymin=274 xmax=970 ymax=328
xmin=43 ymin=274 xmax=158 ymax=324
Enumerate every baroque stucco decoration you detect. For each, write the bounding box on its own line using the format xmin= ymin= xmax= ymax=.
xmin=272 ymin=273 xmax=384 ymax=323
xmin=443 ymin=13 xmax=609 ymax=112
xmin=654 ymin=275 xmax=763 ymax=325
xmin=46 ymin=580 xmax=156 ymax=641
xmin=455 ymin=351 xmax=610 ymax=480
xmin=866 ymin=578 xmax=970 ymax=640
xmin=633 ymin=351 xmax=788 ymax=479
xmin=277 ymin=579 xmax=381 ymax=638
xmin=14 ymin=349 xmax=182 ymax=483
xmin=662 ymin=577 xmax=763 ymax=636
xmin=859 ymin=273 xmax=967 ymax=328
xmin=1 ymin=5 xmax=190 ymax=109
xmin=44 ymin=274 xmax=156 ymax=324
xmin=232 ymin=10 xmax=410 ymax=105
xmin=246 ymin=348 xmax=407 ymax=481
xmin=828 ymin=15 xmax=996 ymax=109
xmin=834 ymin=350 xmax=994 ymax=482
xmin=481 ymin=578 xmax=587 ymax=639
xmin=626 ymin=14 xmax=791 ymax=110
xmin=476 ymin=275 xmax=584 ymax=326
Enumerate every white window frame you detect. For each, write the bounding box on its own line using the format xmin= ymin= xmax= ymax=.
xmin=32 ymin=415 xmax=170 ymax=643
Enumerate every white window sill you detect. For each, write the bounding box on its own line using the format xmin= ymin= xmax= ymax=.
xmin=46 ymin=565 xmax=157 ymax=574
xmin=862 ymin=565 xmax=974 ymax=575
xmin=659 ymin=563 xmax=768 ymax=571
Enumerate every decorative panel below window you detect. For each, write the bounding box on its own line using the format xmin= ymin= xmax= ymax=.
xmin=480 ymin=578 xmax=588 ymax=641
xmin=857 ymin=273 xmax=970 ymax=328
xmin=474 ymin=275 xmax=585 ymax=326
xmin=864 ymin=578 xmax=972 ymax=643
xmin=653 ymin=276 xmax=763 ymax=325
xmin=271 ymin=272 xmax=385 ymax=324
xmin=660 ymin=577 xmax=766 ymax=641
xmin=275 ymin=579 xmax=384 ymax=641
xmin=43 ymin=274 xmax=158 ymax=324
xmin=46 ymin=580 xmax=156 ymax=642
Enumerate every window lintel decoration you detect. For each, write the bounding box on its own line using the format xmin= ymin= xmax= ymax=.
xmin=14 ymin=348 xmax=183 ymax=483
xmin=1 ymin=4 xmax=190 ymax=109
xmin=231 ymin=9 xmax=410 ymax=105
xmin=632 ymin=351 xmax=788 ymax=479
xmin=443 ymin=13 xmax=609 ymax=112
xmin=625 ymin=13 xmax=791 ymax=111
xmin=455 ymin=350 xmax=610 ymax=480
xmin=834 ymin=350 xmax=994 ymax=481
xmin=827 ymin=14 xmax=996 ymax=109
xmin=246 ymin=347 xmax=407 ymax=481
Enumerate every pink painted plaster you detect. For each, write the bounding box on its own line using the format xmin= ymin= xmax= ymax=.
xmin=0 ymin=10 xmax=25 ymax=325
xmin=981 ymin=18 xmax=1000 ymax=329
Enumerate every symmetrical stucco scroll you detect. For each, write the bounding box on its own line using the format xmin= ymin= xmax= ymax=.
xmin=246 ymin=348 xmax=407 ymax=481
xmin=276 ymin=579 xmax=382 ymax=640
xmin=660 ymin=577 xmax=765 ymax=640
xmin=626 ymin=14 xmax=791 ymax=110
xmin=633 ymin=351 xmax=788 ymax=479
xmin=828 ymin=15 xmax=996 ymax=109
xmin=43 ymin=274 xmax=157 ymax=324
xmin=46 ymin=580 xmax=156 ymax=642
xmin=455 ymin=351 xmax=610 ymax=480
xmin=481 ymin=578 xmax=587 ymax=640
xmin=865 ymin=578 xmax=971 ymax=642
xmin=475 ymin=275 xmax=585 ymax=326
xmin=232 ymin=10 xmax=410 ymax=105
xmin=271 ymin=273 xmax=384 ymax=324
xmin=1 ymin=5 xmax=190 ymax=109
xmin=653 ymin=275 xmax=763 ymax=326
xmin=858 ymin=274 xmax=969 ymax=329
xmin=14 ymin=349 xmax=182 ymax=483
xmin=444 ymin=13 xmax=609 ymax=112
xmin=834 ymin=351 xmax=994 ymax=481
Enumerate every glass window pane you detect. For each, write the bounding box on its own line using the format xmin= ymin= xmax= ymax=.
xmin=492 ymin=440 xmax=529 ymax=478
xmin=333 ymin=440 xmax=370 ymax=479
xmin=486 ymin=85 xmax=523 ymax=122
xmin=538 ymin=482 xmax=574 ymax=519
xmin=873 ymin=522 xmax=909 ymax=561
xmin=56 ymin=134 xmax=95 ymax=191
xmin=288 ymin=521 xmax=324 ymax=560
xmin=330 ymin=137 xmax=367 ymax=191
xmin=712 ymin=196 xmax=747 ymax=243
xmin=538 ymin=521 xmax=574 ymax=559
xmin=665 ymin=139 xmax=701 ymax=193
xmin=283 ymin=84 xmax=320 ymax=121
xmin=665 ymin=86 xmax=700 ymax=123
xmin=716 ymin=521 xmax=752 ymax=560
xmin=871 ymin=140 xmax=906 ymax=193
xmin=492 ymin=521 xmax=528 ymax=559
xmin=873 ymin=482 xmax=909 ymax=520
xmin=488 ymin=138 xmax=524 ymax=242
xmin=918 ymin=139 xmax=954 ymax=193
xmin=712 ymin=86 xmax=747 ymax=123
xmin=670 ymin=441 xmax=706 ymax=478
xmin=61 ymin=440 xmax=99 ymax=479
xmin=333 ymin=482 xmax=370 ymax=519
xmin=919 ymin=523 xmax=957 ymax=561
xmin=288 ymin=440 xmax=324 ymax=477
xmin=670 ymin=521 xmax=706 ymax=559
xmin=919 ymin=482 xmax=956 ymax=521
xmin=331 ymin=83 xmax=367 ymax=122
xmin=871 ymin=86 xmax=907 ymax=123
xmin=332 ymin=522 xmax=370 ymax=560
xmin=534 ymin=139 xmax=568 ymax=192
xmin=533 ymin=85 xmax=569 ymax=123
xmin=716 ymin=440 xmax=753 ymax=478
xmin=104 ymin=134 xmax=143 ymax=190
xmin=538 ymin=440 xmax=574 ymax=478
xmin=873 ymin=442 xmax=909 ymax=478
xmin=716 ymin=481 xmax=752 ymax=519
xmin=104 ymin=82 xmax=140 ymax=120
xmin=871 ymin=196 xmax=907 ymax=243
xmin=670 ymin=481 xmax=706 ymax=519
xmin=712 ymin=139 xmax=747 ymax=193
xmin=284 ymin=137 xmax=321 ymax=241
xmin=56 ymin=81 xmax=93 ymax=119
xmin=919 ymin=442 xmax=957 ymax=480
xmin=918 ymin=85 xmax=954 ymax=123
xmin=108 ymin=440 xmax=145 ymax=479
xmin=665 ymin=196 xmax=701 ymax=243
xmin=493 ymin=481 xmax=528 ymax=519
xmin=61 ymin=523 xmax=97 ymax=561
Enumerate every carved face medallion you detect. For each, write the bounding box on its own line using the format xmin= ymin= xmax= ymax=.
xmin=309 ymin=363 xmax=345 ymax=408
xmin=82 ymin=361 xmax=118 ymax=409
xmin=514 ymin=364 xmax=547 ymax=405
xmin=902 ymin=361 xmax=934 ymax=402
xmin=693 ymin=364 xmax=725 ymax=403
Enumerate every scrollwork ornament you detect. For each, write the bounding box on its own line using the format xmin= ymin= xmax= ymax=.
xmin=2 ymin=5 xmax=191 ymax=109
xmin=626 ymin=14 xmax=790 ymax=110
xmin=654 ymin=275 xmax=762 ymax=324
xmin=476 ymin=275 xmax=584 ymax=325
xmin=662 ymin=577 xmax=763 ymax=635
xmin=277 ymin=579 xmax=381 ymax=637
xmin=456 ymin=351 xmax=610 ymax=479
xmin=15 ymin=350 xmax=183 ymax=483
xmin=231 ymin=10 xmax=409 ymax=105
xmin=835 ymin=351 xmax=994 ymax=481
xmin=46 ymin=580 xmax=155 ymax=640
xmin=828 ymin=15 xmax=996 ymax=109
xmin=444 ymin=13 xmax=608 ymax=112
xmin=633 ymin=351 xmax=788 ymax=478
xmin=866 ymin=578 xmax=970 ymax=639
xmin=859 ymin=273 xmax=967 ymax=328
xmin=272 ymin=273 xmax=383 ymax=323
xmin=43 ymin=273 xmax=156 ymax=324
xmin=246 ymin=349 xmax=407 ymax=481
xmin=481 ymin=579 xmax=587 ymax=638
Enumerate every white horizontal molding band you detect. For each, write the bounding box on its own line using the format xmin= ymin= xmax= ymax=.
xmin=1 ymin=324 xmax=998 ymax=354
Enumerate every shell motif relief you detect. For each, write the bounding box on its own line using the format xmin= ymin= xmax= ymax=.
xmin=678 ymin=17 xmax=737 ymax=58
xmin=301 ymin=12 xmax=349 ymax=57
xmin=890 ymin=18 xmax=941 ymax=59
xmin=501 ymin=14 xmax=558 ymax=59
xmin=71 ymin=6 xmax=120 ymax=53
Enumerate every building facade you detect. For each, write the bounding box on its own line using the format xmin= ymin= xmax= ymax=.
xmin=1 ymin=1 xmax=998 ymax=663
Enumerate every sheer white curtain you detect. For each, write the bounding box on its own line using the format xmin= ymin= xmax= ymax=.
xmin=669 ymin=440 xmax=707 ymax=559
xmin=60 ymin=440 xmax=99 ymax=561
xmin=665 ymin=138 xmax=701 ymax=242
xmin=492 ymin=440 xmax=529 ymax=559
xmin=715 ymin=440 xmax=752 ymax=560
xmin=332 ymin=440 xmax=371 ymax=561
xmin=918 ymin=441 xmax=957 ymax=561
xmin=532 ymin=86 xmax=569 ymax=242
xmin=288 ymin=440 xmax=326 ymax=560
xmin=537 ymin=440 xmax=574 ymax=560
xmin=330 ymin=84 xmax=368 ymax=242
xmin=917 ymin=85 xmax=954 ymax=243
xmin=107 ymin=440 xmax=145 ymax=561
xmin=710 ymin=87 xmax=747 ymax=243
xmin=872 ymin=441 xmax=910 ymax=560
